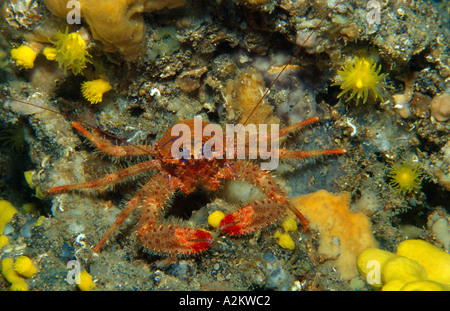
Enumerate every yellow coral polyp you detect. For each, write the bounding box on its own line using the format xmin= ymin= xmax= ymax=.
xmin=14 ymin=256 xmax=37 ymax=278
xmin=333 ymin=56 xmax=388 ymax=104
xmin=388 ymin=161 xmax=423 ymax=195
xmin=81 ymin=79 xmax=112 ymax=104
xmin=10 ymin=45 xmax=37 ymax=69
xmin=52 ymin=28 xmax=91 ymax=75
xmin=22 ymin=202 xmax=37 ymax=213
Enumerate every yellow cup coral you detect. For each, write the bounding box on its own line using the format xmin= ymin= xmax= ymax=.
xmin=10 ymin=45 xmax=37 ymax=69
xmin=51 ymin=28 xmax=91 ymax=75
xmin=14 ymin=256 xmax=37 ymax=278
xmin=388 ymin=161 xmax=423 ymax=195
xmin=333 ymin=56 xmax=388 ymax=104
xmin=22 ymin=203 xmax=37 ymax=213
xmin=34 ymin=215 xmax=47 ymax=227
xmin=81 ymin=79 xmax=113 ymax=104
xmin=0 ymin=200 xmax=18 ymax=234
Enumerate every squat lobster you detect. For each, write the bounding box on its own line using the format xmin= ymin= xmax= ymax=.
xmin=48 ymin=117 xmax=345 ymax=255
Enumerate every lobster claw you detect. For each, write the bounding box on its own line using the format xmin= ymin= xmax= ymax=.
xmin=220 ymin=199 xmax=290 ymax=236
xmin=174 ymin=227 xmax=214 ymax=254
xmin=220 ymin=205 xmax=255 ymax=236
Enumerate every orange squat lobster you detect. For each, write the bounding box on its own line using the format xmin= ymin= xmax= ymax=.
xmin=45 ymin=1 xmax=346 ymax=256
xmin=48 ymin=118 xmax=345 ymax=255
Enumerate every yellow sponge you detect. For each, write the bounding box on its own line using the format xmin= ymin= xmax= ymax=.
xmin=281 ymin=217 xmax=297 ymax=232
xmin=2 ymin=257 xmax=23 ymax=284
xmin=275 ymin=231 xmax=295 ymax=250
xmin=2 ymin=257 xmax=28 ymax=290
xmin=24 ymin=170 xmax=35 ymax=189
xmin=357 ymin=239 xmax=450 ymax=291
xmin=357 ymin=248 xmax=396 ymax=288
xmin=396 ymin=239 xmax=450 ymax=284
xmin=382 ymin=255 xmax=427 ymax=284
xmin=0 ymin=235 xmax=9 ymax=248
xmin=10 ymin=45 xmax=37 ymax=69
xmin=78 ymin=270 xmax=96 ymax=291
xmin=208 ymin=211 xmax=225 ymax=228
xmin=382 ymin=279 xmax=407 ymax=291
xmin=0 ymin=200 xmax=18 ymax=234
xmin=9 ymin=279 xmax=28 ymax=291
xmin=400 ymin=280 xmax=448 ymax=291
xmin=14 ymin=256 xmax=37 ymax=278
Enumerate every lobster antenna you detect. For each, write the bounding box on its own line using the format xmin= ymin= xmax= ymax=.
xmin=0 ymin=95 xmax=150 ymax=154
xmin=242 ymin=0 xmax=342 ymax=126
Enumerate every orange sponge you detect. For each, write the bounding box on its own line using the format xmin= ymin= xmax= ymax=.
xmin=43 ymin=0 xmax=186 ymax=60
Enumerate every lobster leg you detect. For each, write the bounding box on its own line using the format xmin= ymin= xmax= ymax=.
xmin=135 ymin=171 xmax=213 ymax=255
xmin=48 ymin=160 xmax=161 ymax=194
xmin=216 ymin=161 xmax=308 ymax=234
xmin=94 ymin=171 xmax=213 ymax=254
xmin=92 ymin=170 xmax=172 ymax=252
xmin=93 ymin=195 xmax=141 ymax=253
xmin=72 ymin=121 xmax=156 ymax=157
xmin=252 ymin=117 xmax=346 ymax=159
xmin=279 ymin=148 xmax=347 ymax=159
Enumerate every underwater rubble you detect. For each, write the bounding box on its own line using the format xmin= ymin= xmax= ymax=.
xmin=0 ymin=0 xmax=449 ymax=291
